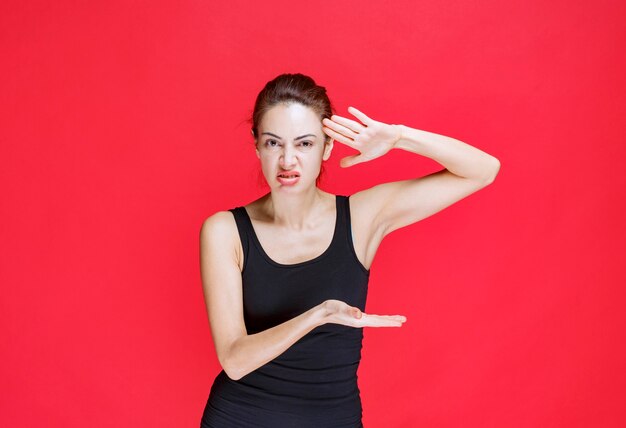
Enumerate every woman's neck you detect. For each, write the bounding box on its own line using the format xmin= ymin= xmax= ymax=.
xmin=261 ymin=188 xmax=329 ymax=230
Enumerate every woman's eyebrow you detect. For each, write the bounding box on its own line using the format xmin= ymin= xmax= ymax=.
xmin=261 ymin=132 xmax=317 ymax=140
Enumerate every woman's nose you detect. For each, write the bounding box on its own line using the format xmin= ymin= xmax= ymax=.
xmin=280 ymin=146 xmax=297 ymax=167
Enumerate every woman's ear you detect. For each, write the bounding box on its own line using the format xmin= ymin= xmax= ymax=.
xmin=253 ymin=130 xmax=260 ymax=158
xmin=322 ymin=138 xmax=334 ymax=161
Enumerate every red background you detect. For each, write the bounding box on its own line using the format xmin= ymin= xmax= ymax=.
xmin=2 ymin=1 xmax=625 ymax=427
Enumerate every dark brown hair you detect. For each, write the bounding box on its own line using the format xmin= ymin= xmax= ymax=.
xmin=250 ymin=73 xmax=335 ymax=186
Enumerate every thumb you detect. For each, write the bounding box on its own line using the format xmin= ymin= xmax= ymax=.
xmin=353 ymin=308 xmax=362 ymax=319
xmin=340 ymin=155 xmax=361 ymax=168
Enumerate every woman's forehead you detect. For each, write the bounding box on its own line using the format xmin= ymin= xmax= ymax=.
xmin=261 ymin=103 xmax=321 ymax=131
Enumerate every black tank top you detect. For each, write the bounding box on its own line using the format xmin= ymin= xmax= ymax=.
xmin=201 ymin=194 xmax=370 ymax=428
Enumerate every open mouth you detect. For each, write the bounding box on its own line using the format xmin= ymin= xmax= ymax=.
xmin=277 ymin=173 xmax=300 ymax=179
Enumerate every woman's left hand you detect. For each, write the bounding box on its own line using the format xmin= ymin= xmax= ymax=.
xmin=322 ymin=106 xmax=403 ymax=168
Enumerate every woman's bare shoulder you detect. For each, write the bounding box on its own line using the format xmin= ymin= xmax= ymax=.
xmin=201 ymin=210 xmax=236 ymax=230
xmin=200 ymin=210 xmax=243 ymax=270
xmin=200 ymin=210 xmax=241 ymax=249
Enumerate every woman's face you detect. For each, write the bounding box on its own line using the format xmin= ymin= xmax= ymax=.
xmin=255 ymin=102 xmax=333 ymax=191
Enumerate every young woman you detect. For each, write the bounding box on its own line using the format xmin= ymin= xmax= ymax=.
xmin=199 ymin=73 xmax=500 ymax=427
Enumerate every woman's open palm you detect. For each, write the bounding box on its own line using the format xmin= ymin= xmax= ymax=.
xmin=323 ymin=299 xmax=407 ymax=328
xmin=322 ymin=106 xmax=403 ymax=168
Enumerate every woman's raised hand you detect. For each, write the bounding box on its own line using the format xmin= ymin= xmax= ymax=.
xmin=321 ymin=299 xmax=407 ymax=328
xmin=322 ymin=106 xmax=403 ymax=168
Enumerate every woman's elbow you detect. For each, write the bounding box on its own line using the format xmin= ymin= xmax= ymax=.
xmin=221 ymin=353 xmax=245 ymax=381
xmin=483 ymin=156 xmax=501 ymax=184
xmin=223 ymin=365 xmax=244 ymax=381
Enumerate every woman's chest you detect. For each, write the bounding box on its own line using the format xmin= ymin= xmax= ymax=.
xmin=251 ymin=221 xmax=336 ymax=265
xmin=241 ymin=261 xmax=369 ymax=333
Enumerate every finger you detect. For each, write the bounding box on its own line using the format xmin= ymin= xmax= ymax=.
xmin=322 ymin=126 xmax=358 ymax=150
xmin=360 ymin=314 xmax=405 ymax=327
xmin=378 ymin=314 xmax=407 ymax=322
xmin=323 ymin=117 xmax=359 ymax=139
xmin=329 ymin=115 xmax=366 ymax=133
xmin=361 ymin=319 xmax=403 ymax=327
xmin=347 ymin=106 xmax=372 ymax=124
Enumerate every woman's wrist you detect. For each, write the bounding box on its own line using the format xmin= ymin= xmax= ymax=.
xmin=391 ymin=124 xmax=406 ymax=149
xmin=311 ymin=301 xmax=329 ymax=328
xmin=392 ymin=124 xmax=432 ymax=153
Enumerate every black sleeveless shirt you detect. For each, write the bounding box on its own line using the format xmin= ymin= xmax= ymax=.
xmin=201 ymin=194 xmax=370 ymax=428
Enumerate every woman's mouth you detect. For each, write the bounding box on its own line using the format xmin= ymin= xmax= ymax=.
xmin=276 ymin=171 xmax=300 ymax=185
xmin=277 ymin=172 xmax=300 ymax=178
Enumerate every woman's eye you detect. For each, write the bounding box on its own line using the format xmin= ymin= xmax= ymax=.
xmin=300 ymin=141 xmax=312 ymax=147
xmin=266 ymin=140 xmax=279 ymax=147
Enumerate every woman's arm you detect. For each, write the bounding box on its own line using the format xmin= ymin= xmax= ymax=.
xmin=323 ymin=107 xmax=501 ymax=237
xmin=394 ymin=125 xmax=500 ymax=183
xmin=200 ymin=211 xmax=404 ymax=381
xmin=226 ymin=309 xmax=327 ymax=381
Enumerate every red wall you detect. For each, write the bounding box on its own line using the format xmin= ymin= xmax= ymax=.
xmin=2 ymin=1 xmax=625 ymax=427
